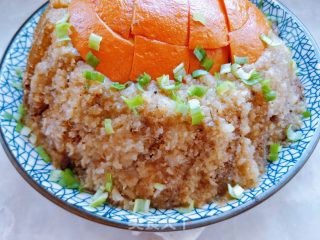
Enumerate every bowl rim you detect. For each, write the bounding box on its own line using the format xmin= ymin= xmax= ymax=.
xmin=1 ymin=0 xmax=320 ymax=232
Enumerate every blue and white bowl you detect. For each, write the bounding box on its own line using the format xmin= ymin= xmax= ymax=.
xmin=0 ymin=0 xmax=320 ymax=231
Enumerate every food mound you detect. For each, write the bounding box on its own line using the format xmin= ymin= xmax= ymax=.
xmin=22 ymin=0 xmax=306 ymax=210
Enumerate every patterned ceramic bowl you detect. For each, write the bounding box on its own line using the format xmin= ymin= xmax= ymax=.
xmin=1 ymin=0 xmax=320 ymax=231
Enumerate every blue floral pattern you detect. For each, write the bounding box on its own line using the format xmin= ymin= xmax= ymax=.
xmin=0 ymin=0 xmax=320 ymax=231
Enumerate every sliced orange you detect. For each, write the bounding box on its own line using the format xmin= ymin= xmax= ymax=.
xmin=229 ymin=4 xmax=271 ymax=64
xmin=92 ymin=0 xmax=134 ymax=40
xmin=130 ymin=35 xmax=190 ymax=80
xmin=131 ymin=0 xmax=189 ymax=46
xmin=223 ymin=0 xmax=250 ymax=31
xmin=69 ymin=0 xmax=134 ymax=83
xmin=189 ymin=46 xmax=230 ymax=75
xmin=189 ymin=0 xmax=229 ymax=49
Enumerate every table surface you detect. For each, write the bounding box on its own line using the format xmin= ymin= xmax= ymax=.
xmin=0 ymin=0 xmax=319 ymax=239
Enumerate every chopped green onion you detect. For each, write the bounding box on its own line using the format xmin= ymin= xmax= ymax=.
xmin=20 ymin=126 xmax=32 ymax=137
xmin=79 ymin=185 xmax=85 ymax=193
xmin=260 ymin=32 xmax=281 ymax=47
xmin=287 ymin=124 xmax=303 ymax=142
xmin=201 ymin=57 xmax=214 ymax=71
xmin=109 ymin=82 xmax=130 ymax=90
xmin=220 ymin=63 xmax=231 ymax=74
xmin=88 ymin=33 xmax=102 ymax=51
xmin=268 ymin=143 xmax=282 ymax=162
xmin=258 ymin=0 xmax=264 ymax=9
xmin=121 ymin=95 xmax=144 ymax=108
xmin=175 ymin=102 xmax=189 ymax=116
xmin=235 ymin=68 xmax=262 ymax=86
xmin=13 ymin=103 xmax=26 ymax=122
xmin=36 ymin=146 xmax=51 ymax=163
xmin=137 ymin=73 xmax=151 ymax=91
xmin=29 ymin=133 xmax=37 ymax=144
xmin=2 ymin=112 xmax=13 ymax=121
xmin=15 ymin=67 xmax=23 ymax=79
xmin=188 ymin=99 xmax=205 ymax=125
xmin=10 ymin=80 xmax=23 ymax=90
xmin=55 ymin=14 xmax=71 ymax=42
xmin=105 ymin=173 xmax=113 ymax=192
xmin=86 ymin=51 xmax=100 ymax=68
xmin=91 ymin=186 xmax=109 ymax=208
xmin=261 ymin=79 xmax=276 ymax=102
xmin=104 ymin=119 xmax=114 ymax=134
xmin=133 ymin=199 xmax=151 ymax=213
xmin=49 ymin=169 xmax=63 ymax=182
xmin=302 ymin=110 xmax=312 ymax=118
xmin=216 ymin=81 xmax=235 ymax=95
xmin=173 ymin=63 xmax=186 ymax=83
xmin=187 ymin=85 xmax=209 ymax=98
xmin=234 ymin=55 xmax=249 ymax=65
xmin=228 ymin=184 xmax=244 ymax=200
xmin=192 ymin=70 xmax=208 ymax=78
xmin=178 ymin=200 xmax=194 ymax=214
xmin=82 ymin=70 xmax=105 ymax=83
xmin=85 ymin=82 xmax=89 ymax=90
xmin=193 ymin=12 xmax=206 ymax=25
xmin=15 ymin=122 xmax=23 ymax=133
xmin=231 ymin=63 xmax=241 ymax=73
xmin=157 ymin=75 xmax=181 ymax=91
xmin=193 ymin=46 xmax=207 ymax=62
xmin=291 ymin=60 xmax=300 ymax=76
xmin=57 ymin=168 xmax=80 ymax=189
xmin=153 ymin=183 xmax=165 ymax=191
xmin=214 ymin=72 xmax=220 ymax=79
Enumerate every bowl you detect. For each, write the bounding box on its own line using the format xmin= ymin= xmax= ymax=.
xmin=1 ymin=0 xmax=320 ymax=231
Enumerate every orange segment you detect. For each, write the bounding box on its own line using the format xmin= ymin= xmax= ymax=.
xmin=229 ymin=5 xmax=271 ymax=64
xmin=189 ymin=46 xmax=230 ymax=74
xmin=92 ymin=0 xmax=134 ymax=39
xmin=223 ymin=0 xmax=250 ymax=31
xmin=130 ymin=35 xmax=190 ymax=80
xmin=69 ymin=0 xmax=134 ymax=83
xmin=131 ymin=0 xmax=189 ymax=46
xmin=189 ymin=0 xmax=229 ymax=49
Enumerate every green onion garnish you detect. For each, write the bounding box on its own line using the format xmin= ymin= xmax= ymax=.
xmin=178 ymin=200 xmax=194 ymax=214
xmin=137 ymin=73 xmax=151 ymax=91
xmin=36 ymin=146 xmax=51 ymax=163
xmin=90 ymin=186 xmax=109 ymax=208
xmin=192 ymin=69 xmax=208 ymax=78
xmin=188 ymin=99 xmax=205 ymax=125
xmin=79 ymin=185 xmax=85 ymax=193
xmin=287 ymin=124 xmax=303 ymax=142
xmin=193 ymin=46 xmax=207 ymax=62
xmin=121 ymin=95 xmax=144 ymax=116
xmin=261 ymin=79 xmax=276 ymax=102
xmin=201 ymin=57 xmax=214 ymax=71
xmin=268 ymin=143 xmax=282 ymax=162
xmin=15 ymin=122 xmax=23 ymax=133
xmin=187 ymin=85 xmax=209 ymax=98
xmin=2 ymin=112 xmax=13 ymax=121
xmin=13 ymin=103 xmax=26 ymax=122
xmin=214 ymin=72 xmax=220 ymax=79
xmin=49 ymin=169 xmax=63 ymax=182
xmin=220 ymin=63 xmax=231 ymax=74
xmin=216 ymin=81 xmax=235 ymax=95
xmin=175 ymin=102 xmax=189 ymax=116
xmin=228 ymin=184 xmax=244 ymax=200
xmin=291 ymin=60 xmax=300 ymax=76
xmin=193 ymin=12 xmax=206 ymax=25
xmin=302 ymin=110 xmax=312 ymax=118
xmin=86 ymin=51 xmax=100 ymax=68
xmin=15 ymin=67 xmax=23 ymax=79
xmin=88 ymin=33 xmax=103 ymax=51
xmin=133 ymin=199 xmax=151 ymax=213
xmin=231 ymin=63 xmax=241 ymax=73
xmin=85 ymin=82 xmax=89 ymax=90
xmin=57 ymin=168 xmax=80 ymax=189
xmin=20 ymin=126 xmax=32 ymax=137
xmin=10 ymin=80 xmax=23 ymax=90
xmin=157 ymin=75 xmax=181 ymax=91
xmin=82 ymin=70 xmax=105 ymax=83
xmin=55 ymin=14 xmax=71 ymax=42
xmin=260 ymin=32 xmax=281 ymax=47
xmin=153 ymin=183 xmax=165 ymax=191
xmin=104 ymin=119 xmax=114 ymax=134
xmin=234 ymin=55 xmax=249 ymax=65
xmin=258 ymin=0 xmax=264 ymax=9
xmin=29 ymin=134 xmax=37 ymax=144
xmin=235 ymin=68 xmax=262 ymax=86
xmin=109 ymin=82 xmax=130 ymax=90
xmin=105 ymin=173 xmax=113 ymax=192
xmin=173 ymin=63 xmax=186 ymax=83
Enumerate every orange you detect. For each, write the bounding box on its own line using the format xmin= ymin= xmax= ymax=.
xmin=223 ymin=0 xmax=250 ymax=31
xmin=69 ymin=0 xmax=134 ymax=83
xmin=130 ymin=35 xmax=189 ymax=80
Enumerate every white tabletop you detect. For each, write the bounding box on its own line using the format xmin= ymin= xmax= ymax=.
xmin=0 ymin=1 xmax=319 ymax=239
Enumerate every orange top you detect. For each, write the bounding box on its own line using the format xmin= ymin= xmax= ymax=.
xmin=68 ymin=0 xmax=271 ymax=83
xmin=69 ymin=0 xmax=134 ymax=83
xmin=189 ymin=0 xmax=229 ymax=49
